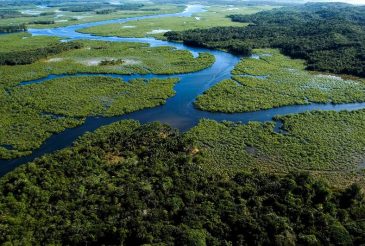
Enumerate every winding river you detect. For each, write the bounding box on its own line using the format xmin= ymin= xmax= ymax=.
xmin=1 ymin=5 xmax=365 ymax=175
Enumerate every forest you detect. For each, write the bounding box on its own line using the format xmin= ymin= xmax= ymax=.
xmin=78 ymin=5 xmax=273 ymax=40
xmin=0 ymin=120 xmax=364 ymax=245
xmin=29 ymin=20 xmax=55 ymax=25
xmin=165 ymin=2 xmax=365 ymax=77
xmin=0 ymin=9 xmax=24 ymax=19
xmin=0 ymin=24 xmax=26 ymax=33
xmin=0 ymin=41 xmax=83 ymax=65
xmin=0 ymin=1 xmax=364 ymax=245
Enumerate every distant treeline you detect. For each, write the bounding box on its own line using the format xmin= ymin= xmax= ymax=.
xmin=0 ymin=9 xmax=24 ymax=19
xmin=0 ymin=41 xmax=83 ymax=65
xmin=152 ymin=0 xmax=292 ymax=6
xmin=39 ymin=12 xmax=55 ymax=16
xmin=167 ymin=30 xmax=253 ymax=55
xmin=95 ymin=4 xmax=145 ymax=14
xmin=0 ymin=24 xmax=27 ymax=33
xmin=165 ymin=2 xmax=365 ymax=77
xmin=115 ymin=4 xmax=145 ymax=11
xmin=95 ymin=9 xmax=116 ymax=15
xmin=59 ymin=4 xmax=105 ymax=12
xmin=29 ymin=20 xmax=55 ymax=25
xmin=0 ymin=9 xmax=55 ymax=19
xmin=0 ymin=0 xmax=145 ymax=12
xmin=59 ymin=3 xmax=144 ymax=13
xmin=0 ymin=0 xmax=112 ymax=8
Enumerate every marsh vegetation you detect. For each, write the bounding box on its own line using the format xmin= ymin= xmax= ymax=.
xmin=0 ymin=120 xmax=364 ymax=245
xmin=195 ymin=49 xmax=365 ymax=113
xmin=186 ymin=109 xmax=365 ymax=186
xmin=0 ymin=0 xmax=184 ymax=29
xmin=0 ymin=76 xmax=178 ymax=159
xmin=0 ymin=36 xmax=214 ymax=88
xmin=0 ymin=34 xmax=215 ymax=159
xmin=79 ymin=6 xmax=275 ymax=39
xmin=0 ymin=1 xmax=365 ymax=245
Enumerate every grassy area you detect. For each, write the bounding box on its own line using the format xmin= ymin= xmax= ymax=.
xmin=195 ymin=49 xmax=365 ymax=113
xmin=0 ymin=34 xmax=214 ymax=159
xmin=185 ymin=110 xmax=365 ymax=186
xmin=0 ymin=37 xmax=214 ymax=88
xmin=79 ymin=5 xmax=275 ymax=39
xmin=0 ymin=4 xmax=185 ymax=29
xmin=0 ymin=99 xmax=84 ymax=159
xmin=0 ymin=32 xmax=60 ymax=52
xmin=0 ymin=76 xmax=178 ymax=159
xmin=13 ymin=76 xmax=179 ymax=117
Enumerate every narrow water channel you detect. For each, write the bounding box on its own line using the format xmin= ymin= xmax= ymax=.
xmin=1 ymin=5 xmax=365 ymax=175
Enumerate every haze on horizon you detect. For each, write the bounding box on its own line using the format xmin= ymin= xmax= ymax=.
xmin=240 ymin=0 xmax=365 ymax=4
xmin=285 ymin=0 xmax=365 ymax=4
xmin=307 ymin=0 xmax=365 ymax=4
xmin=110 ymin=0 xmax=365 ymax=5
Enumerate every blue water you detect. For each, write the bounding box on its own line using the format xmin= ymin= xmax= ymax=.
xmin=1 ymin=5 xmax=365 ymax=175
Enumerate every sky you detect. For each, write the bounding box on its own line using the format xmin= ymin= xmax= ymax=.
xmin=265 ymin=0 xmax=365 ymax=4
xmin=304 ymin=0 xmax=365 ymax=4
xmin=319 ymin=0 xmax=365 ymax=4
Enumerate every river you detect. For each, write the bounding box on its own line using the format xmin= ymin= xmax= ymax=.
xmin=1 ymin=5 xmax=365 ymax=175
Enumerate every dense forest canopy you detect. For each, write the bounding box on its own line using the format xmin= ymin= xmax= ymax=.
xmin=0 ymin=1 xmax=364 ymax=245
xmin=165 ymin=2 xmax=365 ymax=77
xmin=0 ymin=24 xmax=26 ymax=33
xmin=0 ymin=41 xmax=83 ymax=65
xmin=0 ymin=9 xmax=24 ymax=19
xmin=0 ymin=121 xmax=364 ymax=245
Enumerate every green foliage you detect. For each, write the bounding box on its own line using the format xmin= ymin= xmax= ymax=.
xmin=186 ymin=110 xmax=365 ymax=175
xmin=59 ymin=3 xmax=144 ymax=13
xmin=0 ymin=121 xmax=364 ymax=245
xmin=0 ymin=2 xmax=184 ymax=29
xmin=59 ymin=5 xmax=107 ymax=12
xmin=114 ymin=3 xmax=145 ymax=11
xmin=13 ymin=76 xmax=179 ymax=117
xmin=95 ymin=9 xmax=116 ymax=15
xmin=166 ymin=28 xmax=254 ymax=56
xmin=79 ymin=5 xmax=273 ymax=39
xmin=195 ymin=49 xmax=365 ymax=113
xmin=28 ymin=20 xmax=55 ymax=25
xmin=39 ymin=12 xmax=55 ymax=16
xmin=0 ymin=36 xmax=215 ymax=159
xmin=0 ymin=76 xmax=178 ymax=159
xmin=0 ymin=41 xmax=83 ymax=65
xmin=165 ymin=3 xmax=365 ymax=77
xmin=99 ymin=59 xmax=125 ymax=66
xmin=0 ymin=33 xmax=60 ymax=52
xmin=0 ymin=9 xmax=24 ymax=19
xmin=0 ymin=23 xmax=26 ymax=33
xmin=0 ymin=101 xmax=83 ymax=159
xmin=0 ymin=39 xmax=215 ymax=88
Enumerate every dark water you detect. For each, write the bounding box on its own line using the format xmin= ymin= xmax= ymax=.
xmin=1 ymin=5 xmax=365 ymax=175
